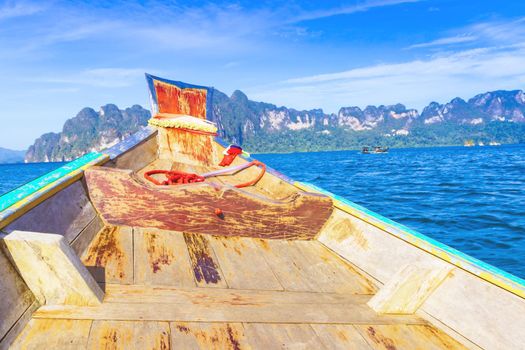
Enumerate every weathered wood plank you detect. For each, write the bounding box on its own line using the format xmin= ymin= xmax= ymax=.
xmin=243 ymin=323 xmax=327 ymax=349
xmin=33 ymin=298 xmax=424 ymax=325
xmin=171 ymin=322 xmax=250 ymax=349
xmin=3 ymin=231 xmax=103 ymax=306
xmin=103 ymin=284 xmax=372 ymax=305
xmin=9 ymin=319 xmax=91 ymax=350
xmin=85 ymin=166 xmax=333 ymax=240
xmin=134 ymin=228 xmax=195 ymax=287
xmin=4 ymin=181 xmax=96 ymax=243
xmin=183 ymin=233 xmax=228 ymax=288
xmin=0 ymin=301 xmax=39 ymax=350
xmin=87 ymin=320 xmax=170 ymax=350
xmin=310 ymin=324 xmax=373 ymax=349
xmin=253 ymin=239 xmax=321 ymax=292
xmin=82 ymin=225 xmax=134 ymax=284
xmin=355 ymin=324 xmax=468 ymax=350
xmin=208 ymin=236 xmax=283 ymax=291
xmin=367 ymin=263 xmax=452 ymax=314
xmin=292 ymin=240 xmax=377 ymax=294
xmin=422 ymin=268 xmax=525 ymax=350
xmin=0 ymin=247 xmax=35 ymax=342
xmin=71 ymin=215 xmax=104 ymax=257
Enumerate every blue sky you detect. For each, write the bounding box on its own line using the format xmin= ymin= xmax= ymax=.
xmin=1 ymin=0 xmax=525 ymax=149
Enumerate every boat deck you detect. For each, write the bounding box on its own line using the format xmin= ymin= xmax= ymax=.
xmin=11 ymin=226 xmax=468 ymax=349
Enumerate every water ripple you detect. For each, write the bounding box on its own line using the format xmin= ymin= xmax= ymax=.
xmin=257 ymin=144 xmax=525 ymax=279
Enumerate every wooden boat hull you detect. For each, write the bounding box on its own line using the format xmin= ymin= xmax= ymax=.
xmin=0 ymin=74 xmax=524 ymax=349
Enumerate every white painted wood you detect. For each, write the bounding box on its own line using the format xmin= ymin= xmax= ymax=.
xmin=367 ymin=263 xmax=452 ymax=314
xmin=3 ymin=230 xmax=104 ymax=306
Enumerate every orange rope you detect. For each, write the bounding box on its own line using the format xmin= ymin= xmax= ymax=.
xmin=144 ymin=161 xmax=266 ymax=188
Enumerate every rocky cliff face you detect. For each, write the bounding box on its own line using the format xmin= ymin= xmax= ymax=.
xmin=25 ymin=105 xmax=150 ymax=162
xmin=25 ymin=89 xmax=525 ymax=161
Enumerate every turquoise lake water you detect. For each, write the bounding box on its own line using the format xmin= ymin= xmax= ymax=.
xmin=1 ymin=144 xmax=524 ymax=279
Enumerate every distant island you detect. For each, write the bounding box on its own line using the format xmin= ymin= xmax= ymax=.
xmin=0 ymin=147 xmax=26 ymax=164
xmin=23 ymin=88 xmax=525 ymax=163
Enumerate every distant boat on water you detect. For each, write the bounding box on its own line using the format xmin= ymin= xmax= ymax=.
xmin=362 ymin=146 xmax=389 ymax=154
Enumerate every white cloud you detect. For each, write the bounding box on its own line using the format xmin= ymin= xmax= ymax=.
xmin=247 ymin=45 xmax=525 ymax=112
xmin=28 ymin=68 xmax=149 ymax=88
xmin=289 ymin=0 xmax=422 ymax=23
xmin=408 ymin=17 xmax=525 ymax=50
xmin=407 ymin=35 xmax=477 ymax=49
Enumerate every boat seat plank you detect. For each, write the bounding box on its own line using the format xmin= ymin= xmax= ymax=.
xmin=81 ymin=225 xmax=134 ymax=284
xmin=183 ymin=233 xmax=228 ymax=288
xmin=243 ymin=323 xmax=328 ymax=349
xmin=208 ymin=235 xmax=284 ymax=291
xmin=133 ymin=228 xmax=195 ymax=288
xmin=170 ymin=322 xmax=250 ymax=349
xmin=355 ymin=324 xmax=468 ymax=350
xmin=9 ymin=319 xmax=92 ymax=350
xmin=86 ymin=320 xmax=170 ymax=350
xmin=102 ymin=284 xmax=373 ymax=305
xmin=32 ymin=289 xmax=424 ymax=325
xmin=310 ymin=324 xmax=374 ymax=349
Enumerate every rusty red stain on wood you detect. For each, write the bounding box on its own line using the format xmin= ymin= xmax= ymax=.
xmin=154 ymin=80 xmax=207 ymax=119
xmin=164 ymin=128 xmax=214 ymax=165
xmin=83 ymin=226 xmax=126 ymax=279
xmin=146 ymin=232 xmax=172 ymax=273
xmin=184 ymin=233 xmax=222 ymax=284
xmin=366 ymin=326 xmax=398 ymax=350
xmin=85 ymin=167 xmax=333 ymax=240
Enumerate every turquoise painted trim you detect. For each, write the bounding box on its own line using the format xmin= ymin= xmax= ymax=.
xmin=298 ymin=181 xmax=525 ymax=294
xmin=0 ymin=152 xmax=108 ymax=225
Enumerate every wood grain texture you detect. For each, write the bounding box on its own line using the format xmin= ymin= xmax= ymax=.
xmin=0 ymin=247 xmax=36 ymax=343
xmin=355 ymin=324 xmax=468 ymax=350
xmin=87 ymin=320 xmax=170 ymax=350
xmin=208 ymin=235 xmax=283 ymax=291
xmin=367 ymin=263 xmax=452 ymax=314
xmin=9 ymin=319 xmax=91 ymax=350
xmin=134 ymin=228 xmax=195 ymax=287
xmin=81 ymin=225 xmax=134 ymax=284
xmin=85 ymin=166 xmax=333 ymax=240
xmin=183 ymin=233 xmax=228 ymax=288
xmin=3 ymin=231 xmax=103 ymax=306
xmin=33 ymin=291 xmax=424 ymax=325
xmin=292 ymin=240 xmax=377 ymax=294
xmin=157 ymin=127 xmax=217 ymax=166
xmin=310 ymin=324 xmax=373 ymax=349
xmin=171 ymin=322 xmax=250 ymax=349
xmin=243 ymin=323 xmax=327 ymax=350
xmin=71 ymin=215 xmax=104 ymax=257
xmin=102 ymin=284 xmax=368 ymax=305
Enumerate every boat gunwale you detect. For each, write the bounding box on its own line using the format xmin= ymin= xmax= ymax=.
xmin=0 ymin=152 xmax=108 ymax=229
xmin=294 ymin=181 xmax=525 ymax=299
